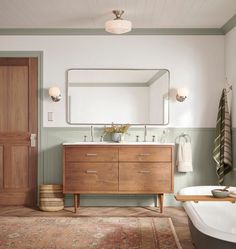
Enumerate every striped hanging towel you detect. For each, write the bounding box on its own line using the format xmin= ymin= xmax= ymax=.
xmin=213 ymin=89 xmax=232 ymax=185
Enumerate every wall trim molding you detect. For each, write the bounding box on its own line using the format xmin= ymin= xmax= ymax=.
xmin=0 ymin=28 xmax=224 ymax=36
xmin=222 ymin=14 xmax=236 ymax=34
xmin=0 ymin=50 xmax=43 ymax=57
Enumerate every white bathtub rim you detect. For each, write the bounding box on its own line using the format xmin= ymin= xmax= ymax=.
xmin=183 ymin=201 xmax=236 ymax=243
xmin=180 ymin=185 xmax=236 ymax=243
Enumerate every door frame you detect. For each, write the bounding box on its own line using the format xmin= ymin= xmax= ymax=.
xmin=0 ymin=51 xmax=43 ymax=204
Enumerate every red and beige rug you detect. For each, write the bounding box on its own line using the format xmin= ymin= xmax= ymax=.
xmin=0 ymin=217 xmax=182 ymax=249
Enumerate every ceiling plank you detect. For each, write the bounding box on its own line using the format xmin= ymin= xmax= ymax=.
xmin=0 ymin=0 xmax=235 ymax=29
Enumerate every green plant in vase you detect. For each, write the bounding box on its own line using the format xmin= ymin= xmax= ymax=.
xmin=104 ymin=124 xmax=130 ymax=142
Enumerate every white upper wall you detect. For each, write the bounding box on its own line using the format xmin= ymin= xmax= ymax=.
xmin=225 ymin=27 xmax=236 ymax=126
xmin=0 ymin=35 xmax=225 ymax=127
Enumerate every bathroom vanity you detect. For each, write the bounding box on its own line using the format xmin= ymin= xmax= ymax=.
xmin=63 ymin=143 xmax=174 ymax=213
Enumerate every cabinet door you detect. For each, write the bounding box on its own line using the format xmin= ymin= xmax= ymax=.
xmin=65 ymin=147 xmax=118 ymax=162
xmin=64 ymin=162 xmax=118 ymax=192
xmin=119 ymin=147 xmax=172 ymax=162
xmin=119 ymin=163 xmax=172 ymax=192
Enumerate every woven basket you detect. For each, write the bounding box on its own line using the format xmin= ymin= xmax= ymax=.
xmin=39 ymin=184 xmax=64 ymax=212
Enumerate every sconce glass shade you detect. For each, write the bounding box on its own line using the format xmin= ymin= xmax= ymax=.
xmin=48 ymin=86 xmax=62 ymax=102
xmin=176 ymin=88 xmax=188 ymax=102
xmin=105 ymin=19 xmax=132 ymax=34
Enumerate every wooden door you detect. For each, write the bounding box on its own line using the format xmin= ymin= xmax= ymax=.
xmin=0 ymin=58 xmax=38 ymax=206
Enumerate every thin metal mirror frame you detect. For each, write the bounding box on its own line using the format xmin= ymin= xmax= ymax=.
xmin=66 ymin=68 xmax=170 ymax=126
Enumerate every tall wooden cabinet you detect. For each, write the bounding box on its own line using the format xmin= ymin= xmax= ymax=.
xmin=63 ymin=144 xmax=174 ymax=213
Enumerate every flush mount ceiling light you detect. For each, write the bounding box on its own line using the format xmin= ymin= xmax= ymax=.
xmin=105 ymin=10 xmax=132 ymax=34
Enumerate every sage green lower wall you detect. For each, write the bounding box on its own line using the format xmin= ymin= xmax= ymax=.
xmin=39 ymin=127 xmax=236 ymax=207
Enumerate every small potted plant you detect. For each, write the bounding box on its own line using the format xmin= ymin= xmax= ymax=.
xmin=104 ymin=124 xmax=130 ymax=142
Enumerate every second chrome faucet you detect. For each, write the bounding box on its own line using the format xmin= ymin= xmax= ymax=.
xmin=144 ymin=125 xmax=147 ymax=142
xmin=90 ymin=125 xmax=94 ymax=142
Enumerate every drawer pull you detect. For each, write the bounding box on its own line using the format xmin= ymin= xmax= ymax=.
xmin=138 ymin=153 xmax=151 ymax=156
xmin=86 ymin=170 xmax=97 ymax=174
xmin=86 ymin=153 xmax=97 ymax=157
xmin=138 ymin=170 xmax=151 ymax=174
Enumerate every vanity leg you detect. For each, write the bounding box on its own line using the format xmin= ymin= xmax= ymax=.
xmin=77 ymin=194 xmax=80 ymax=208
xmin=157 ymin=194 xmax=164 ymax=213
xmin=74 ymin=194 xmax=78 ymax=213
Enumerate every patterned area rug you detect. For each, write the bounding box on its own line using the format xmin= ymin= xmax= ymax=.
xmin=0 ymin=217 xmax=182 ymax=249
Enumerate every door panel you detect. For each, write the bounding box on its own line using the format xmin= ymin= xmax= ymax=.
xmin=4 ymin=146 xmax=29 ymax=189
xmin=8 ymin=66 xmax=29 ymax=132
xmin=0 ymin=66 xmax=29 ymax=132
xmin=0 ymin=67 xmax=8 ymax=131
xmin=0 ymin=146 xmax=3 ymax=188
xmin=0 ymin=58 xmax=38 ymax=206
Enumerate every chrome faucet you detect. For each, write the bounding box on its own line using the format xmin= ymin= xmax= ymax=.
xmin=152 ymin=135 xmax=156 ymax=142
xmin=90 ymin=125 xmax=94 ymax=142
xmin=144 ymin=125 xmax=147 ymax=142
xmin=100 ymin=133 xmax=106 ymax=142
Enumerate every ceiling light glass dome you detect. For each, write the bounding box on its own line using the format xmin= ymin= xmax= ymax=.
xmin=105 ymin=10 xmax=132 ymax=34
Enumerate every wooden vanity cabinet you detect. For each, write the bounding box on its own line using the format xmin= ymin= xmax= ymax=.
xmin=63 ymin=145 xmax=174 ymax=213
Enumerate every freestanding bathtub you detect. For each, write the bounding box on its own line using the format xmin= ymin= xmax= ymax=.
xmin=179 ymin=186 xmax=236 ymax=249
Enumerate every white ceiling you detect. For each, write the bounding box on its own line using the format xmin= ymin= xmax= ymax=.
xmin=0 ymin=0 xmax=235 ymax=29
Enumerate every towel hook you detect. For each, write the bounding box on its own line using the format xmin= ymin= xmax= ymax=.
xmin=226 ymin=85 xmax=232 ymax=94
xmin=225 ymin=77 xmax=232 ymax=94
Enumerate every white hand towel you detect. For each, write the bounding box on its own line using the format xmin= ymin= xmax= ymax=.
xmin=176 ymin=142 xmax=193 ymax=172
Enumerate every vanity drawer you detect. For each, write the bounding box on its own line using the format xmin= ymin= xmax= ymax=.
xmin=119 ymin=163 xmax=172 ymax=192
xmin=64 ymin=147 xmax=118 ymax=162
xmin=119 ymin=147 xmax=172 ymax=162
xmin=64 ymin=162 xmax=118 ymax=192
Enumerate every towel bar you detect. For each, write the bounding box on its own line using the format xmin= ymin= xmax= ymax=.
xmin=175 ymin=133 xmax=191 ymax=143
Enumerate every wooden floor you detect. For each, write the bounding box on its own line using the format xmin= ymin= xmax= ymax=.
xmin=0 ymin=206 xmax=194 ymax=249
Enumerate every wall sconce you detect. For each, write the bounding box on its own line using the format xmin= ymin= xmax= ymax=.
xmin=176 ymin=88 xmax=188 ymax=102
xmin=48 ymin=86 xmax=62 ymax=102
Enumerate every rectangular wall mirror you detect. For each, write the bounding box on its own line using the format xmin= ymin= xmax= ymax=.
xmin=67 ymin=69 xmax=169 ymax=125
